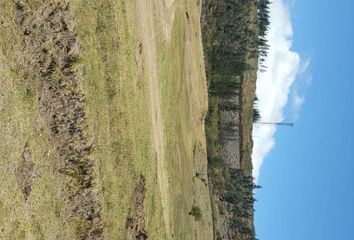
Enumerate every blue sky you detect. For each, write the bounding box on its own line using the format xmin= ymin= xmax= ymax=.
xmin=255 ymin=0 xmax=354 ymax=239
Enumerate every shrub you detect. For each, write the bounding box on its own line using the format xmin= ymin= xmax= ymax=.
xmin=189 ymin=205 xmax=202 ymax=221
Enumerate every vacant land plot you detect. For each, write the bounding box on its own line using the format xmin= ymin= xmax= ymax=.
xmin=0 ymin=0 xmax=212 ymax=239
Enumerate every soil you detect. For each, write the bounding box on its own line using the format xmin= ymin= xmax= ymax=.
xmin=135 ymin=0 xmax=171 ymax=236
xmin=13 ymin=1 xmax=103 ymax=238
xmin=16 ymin=143 xmax=35 ymax=201
xmin=125 ymin=175 xmax=148 ymax=240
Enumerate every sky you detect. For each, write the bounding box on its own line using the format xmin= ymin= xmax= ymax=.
xmin=253 ymin=0 xmax=354 ymax=240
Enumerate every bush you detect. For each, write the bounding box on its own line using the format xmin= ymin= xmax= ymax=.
xmin=189 ymin=205 xmax=202 ymax=221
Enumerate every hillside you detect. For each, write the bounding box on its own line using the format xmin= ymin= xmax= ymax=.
xmin=0 ymin=0 xmax=213 ymax=239
xmin=0 ymin=0 xmax=263 ymax=239
xmin=201 ymin=0 xmax=259 ymax=239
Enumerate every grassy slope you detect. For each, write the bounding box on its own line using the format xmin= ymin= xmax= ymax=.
xmin=239 ymin=4 xmax=258 ymax=237
xmin=0 ymin=0 xmax=212 ymax=239
xmin=240 ymin=4 xmax=258 ymax=175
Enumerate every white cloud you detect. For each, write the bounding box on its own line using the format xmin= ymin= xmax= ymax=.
xmin=252 ymin=0 xmax=304 ymax=182
xmin=292 ymin=92 xmax=305 ymax=120
xmin=298 ymin=58 xmax=311 ymax=75
xmin=291 ymin=58 xmax=312 ymax=121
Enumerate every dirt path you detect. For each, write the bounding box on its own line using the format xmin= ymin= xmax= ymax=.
xmin=136 ymin=0 xmax=175 ymax=238
xmin=155 ymin=0 xmax=175 ymax=41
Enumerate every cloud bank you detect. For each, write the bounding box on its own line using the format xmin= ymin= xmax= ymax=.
xmin=252 ymin=0 xmax=305 ymax=181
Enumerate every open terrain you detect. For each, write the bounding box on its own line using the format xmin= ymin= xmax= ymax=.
xmin=0 ymin=0 xmax=213 ymax=239
xmin=0 ymin=0 xmax=262 ymax=239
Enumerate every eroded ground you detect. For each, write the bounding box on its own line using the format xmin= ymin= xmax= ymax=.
xmin=0 ymin=0 xmax=212 ymax=239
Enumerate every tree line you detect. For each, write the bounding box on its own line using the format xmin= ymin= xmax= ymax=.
xmin=257 ymin=0 xmax=271 ymax=71
xmin=224 ymin=168 xmax=261 ymax=240
xmin=202 ymin=1 xmax=272 ymax=239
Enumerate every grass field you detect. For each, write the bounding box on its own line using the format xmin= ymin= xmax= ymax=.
xmin=240 ymin=4 xmax=259 ymax=175
xmin=0 ymin=0 xmax=213 ymax=239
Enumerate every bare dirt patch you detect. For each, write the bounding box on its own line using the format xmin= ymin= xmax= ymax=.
xmin=155 ymin=0 xmax=175 ymax=41
xmin=125 ymin=175 xmax=148 ymax=240
xmin=136 ymin=0 xmax=171 ymax=236
xmin=14 ymin=1 xmax=103 ymax=238
xmin=16 ymin=142 xmax=35 ymax=201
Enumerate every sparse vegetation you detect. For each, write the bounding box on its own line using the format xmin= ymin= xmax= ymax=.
xmin=0 ymin=1 xmax=212 ymax=239
xmin=0 ymin=0 xmax=271 ymax=238
xmin=189 ymin=205 xmax=203 ymax=221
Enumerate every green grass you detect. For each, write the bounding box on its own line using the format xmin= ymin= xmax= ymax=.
xmin=155 ymin=1 xmax=213 ymax=238
xmin=0 ymin=2 xmax=74 ymax=239
xmin=77 ymin=1 xmax=213 ymax=238
xmin=240 ymin=4 xmax=259 ymax=175
xmin=0 ymin=0 xmax=213 ymax=239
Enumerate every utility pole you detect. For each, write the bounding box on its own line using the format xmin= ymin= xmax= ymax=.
xmin=254 ymin=122 xmax=294 ymax=127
